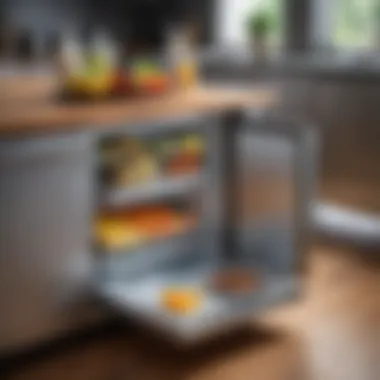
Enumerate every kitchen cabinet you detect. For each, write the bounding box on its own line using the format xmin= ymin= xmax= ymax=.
xmin=0 ymin=133 xmax=104 ymax=354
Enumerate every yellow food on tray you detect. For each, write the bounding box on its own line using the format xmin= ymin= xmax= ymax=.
xmin=95 ymin=218 xmax=144 ymax=251
xmin=121 ymin=206 xmax=193 ymax=239
xmin=95 ymin=206 xmax=196 ymax=251
xmin=161 ymin=287 xmax=203 ymax=315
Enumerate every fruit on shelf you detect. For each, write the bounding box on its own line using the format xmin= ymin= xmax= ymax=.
xmin=100 ymin=138 xmax=162 ymax=187
xmin=122 ymin=206 xmax=194 ymax=240
xmin=165 ymin=153 xmax=202 ymax=175
xmin=161 ymin=287 xmax=203 ymax=315
xmin=115 ymin=152 xmax=159 ymax=187
xmin=95 ymin=206 xmax=196 ymax=252
xmin=95 ymin=218 xmax=144 ymax=251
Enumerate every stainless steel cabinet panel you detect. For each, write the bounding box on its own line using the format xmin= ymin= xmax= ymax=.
xmin=0 ymin=133 xmax=103 ymax=354
xmin=233 ymin=116 xmax=318 ymax=274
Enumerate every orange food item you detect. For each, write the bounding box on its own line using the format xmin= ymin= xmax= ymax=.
xmin=145 ymin=75 xmax=169 ymax=93
xmin=94 ymin=216 xmax=145 ymax=251
xmin=118 ymin=206 xmax=194 ymax=240
xmin=133 ymin=209 xmax=178 ymax=238
xmin=165 ymin=153 xmax=202 ymax=175
xmin=134 ymin=74 xmax=170 ymax=95
xmin=96 ymin=204 xmax=196 ymax=251
xmin=161 ymin=287 xmax=203 ymax=315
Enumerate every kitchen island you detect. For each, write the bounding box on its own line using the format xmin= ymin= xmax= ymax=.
xmin=0 ymin=77 xmax=280 ymax=355
xmin=0 ymin=76 xmax=275 ymax=135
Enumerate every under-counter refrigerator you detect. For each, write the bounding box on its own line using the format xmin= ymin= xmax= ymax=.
xmin=95 ymin=113 xmax=318 ymax=344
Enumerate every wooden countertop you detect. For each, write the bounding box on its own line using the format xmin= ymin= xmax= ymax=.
xmin=0 ymin=76 xmax=277 ymax=136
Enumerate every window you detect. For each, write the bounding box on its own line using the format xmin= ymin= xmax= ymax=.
xmin=332 ymin=0 xmax=378 ymax=49
xmin=215 ymin=0 xmax=283 ymax=48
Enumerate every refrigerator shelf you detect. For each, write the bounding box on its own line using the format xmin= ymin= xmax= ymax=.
xmin=95 ymin=229 xmax=201 ymax=280
xmin=97 ymin=261 xmax=299 ymax=344
xmin=100 ymin=173 xmax=203 ymax=208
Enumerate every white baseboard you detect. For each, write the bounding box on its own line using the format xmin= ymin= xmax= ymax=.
xmin=314 ymin=203 xmax=380 ymax=246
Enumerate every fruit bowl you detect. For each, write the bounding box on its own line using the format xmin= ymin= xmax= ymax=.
xmin=59 ymin=59 xmax=173 ymax=103
xmin=133 ymin=74 xmax=171 ymax=96
xmin=59 ymin=72 xmax=135 ymax=102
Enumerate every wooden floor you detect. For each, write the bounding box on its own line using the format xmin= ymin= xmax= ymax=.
xmin=3 ymin=246 xmax=380 ymax=380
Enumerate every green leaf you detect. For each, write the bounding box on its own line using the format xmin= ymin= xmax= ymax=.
xmin=246 ymin=10 xmax=273 ymax=38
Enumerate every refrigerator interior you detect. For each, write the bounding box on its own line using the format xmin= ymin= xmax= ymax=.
xmin=94 ymin=116 xmax=313 ymax=344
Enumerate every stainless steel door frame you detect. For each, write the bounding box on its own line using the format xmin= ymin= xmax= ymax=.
xmin=220 ymin=111 xmax=319 ymax=273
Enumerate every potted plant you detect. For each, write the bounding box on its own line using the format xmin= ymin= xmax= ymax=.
xmin=246 ymin=10 xmax=273 ymax=62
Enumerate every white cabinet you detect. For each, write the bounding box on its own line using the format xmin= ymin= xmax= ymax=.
xmin=0 ymin=133 xmax=104 ymax=354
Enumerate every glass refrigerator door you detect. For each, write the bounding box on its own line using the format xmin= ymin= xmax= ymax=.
xmin=226 ymin=115 xmax=318 ymax=276
xmin=237 ymin=129 xmax=297 ymax=273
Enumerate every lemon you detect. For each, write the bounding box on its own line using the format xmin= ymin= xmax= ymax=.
xmin=82 ymin=74 xmax=113 ymax=98
xmin=95 ymin=219 xmax=143 ymax=251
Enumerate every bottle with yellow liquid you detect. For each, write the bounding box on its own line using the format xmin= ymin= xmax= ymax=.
xmin=176 ymin=59 xmax=197 ymax=89
xmin=166 ymin=28 xmax=198 ymax=89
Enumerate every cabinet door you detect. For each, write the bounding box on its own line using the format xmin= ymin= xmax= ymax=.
xmin=0 ymin=133 xmax=102 ymax=354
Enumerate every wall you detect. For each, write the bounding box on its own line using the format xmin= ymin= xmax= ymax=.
xmin=2 ymin=0 xmax=88 ymax=57
xmin=203 ymin=61 xmax=380 ymax=213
